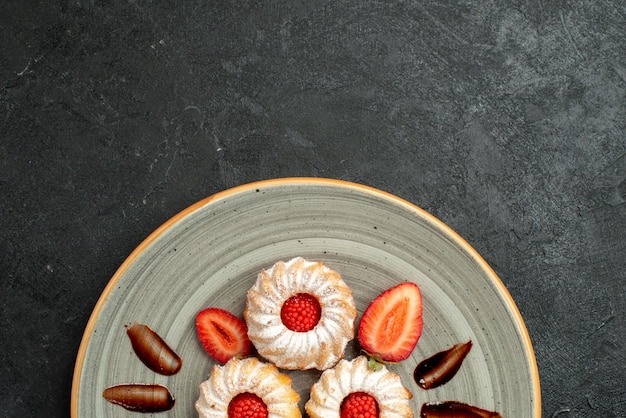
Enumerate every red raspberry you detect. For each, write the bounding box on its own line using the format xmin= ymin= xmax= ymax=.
xmin=228 ymin=393 xmax=268 ymax=418
xmin=340 ymin=392 xmax=379 ymax=418
xmin=280 ymin=293 xmax=322 ymax=332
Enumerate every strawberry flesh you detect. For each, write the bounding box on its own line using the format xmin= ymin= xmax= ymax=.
xmin=196 ymin=307 xmax=251 ymax=363
xmin=228 ymin=392 xmax=268 ymax=418
xmin=358 ymin=282 xmax=423 ymax=362
xmin=340 ymin=392 xmax=379 ymax=418
xmin=280 ymin=293 xmax=321 ymax=332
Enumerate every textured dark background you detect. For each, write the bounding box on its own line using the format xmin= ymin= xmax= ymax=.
xmin=1 ymin=1 xmax=624 ymax=417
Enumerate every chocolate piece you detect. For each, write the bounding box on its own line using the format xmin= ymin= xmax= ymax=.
xmin=126 ymin=322 xmax=182 ymax=375
xmin=414 ymin=340 xmax=472 ymax=389
xmin=420 ymin=401 xmax=502 ymax=418
xmin=103 ymin=384 xmax=175 ymax=412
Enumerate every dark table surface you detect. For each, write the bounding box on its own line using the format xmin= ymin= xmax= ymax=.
xmin=1 ymin=1 xmax=624 ymax=417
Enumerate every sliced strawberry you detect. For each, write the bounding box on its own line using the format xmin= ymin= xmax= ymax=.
xmin=358 ymin=281 xmax=423 ymax=363
xmin=280 ymin=293 xmax=322 ymax=332
xmin=196 ymin=307 xmax=251 ymax=363
xmin=340 ymin=392 xmax=379 ymax=418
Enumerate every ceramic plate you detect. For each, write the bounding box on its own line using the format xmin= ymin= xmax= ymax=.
xmin=71 ymin=178 xmax=540 ymax=417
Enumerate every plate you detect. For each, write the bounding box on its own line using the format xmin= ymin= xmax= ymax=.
xmin=71 ymin=178 xmax=541 ymax=417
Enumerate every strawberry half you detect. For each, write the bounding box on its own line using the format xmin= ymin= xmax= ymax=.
xmin=196 ymin=307 xmax=252 ymax=363
xmin=358 ymin=281 xmax=423 ymax=363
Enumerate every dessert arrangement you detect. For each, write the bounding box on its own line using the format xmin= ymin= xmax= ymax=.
xmin=103 ymin=256 xmax=503 ymax=417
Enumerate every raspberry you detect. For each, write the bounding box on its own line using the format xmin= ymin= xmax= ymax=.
xmin=281 ymin=293 xmax=322 ymax=332
xmin=228 ymin=392 xmax=268 ymax=418
xmin=340 ymin=392 xmax=379 ymax=418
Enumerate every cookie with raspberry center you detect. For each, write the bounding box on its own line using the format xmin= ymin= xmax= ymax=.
xmin=245 ymin=257 xmax=357 ymax=370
